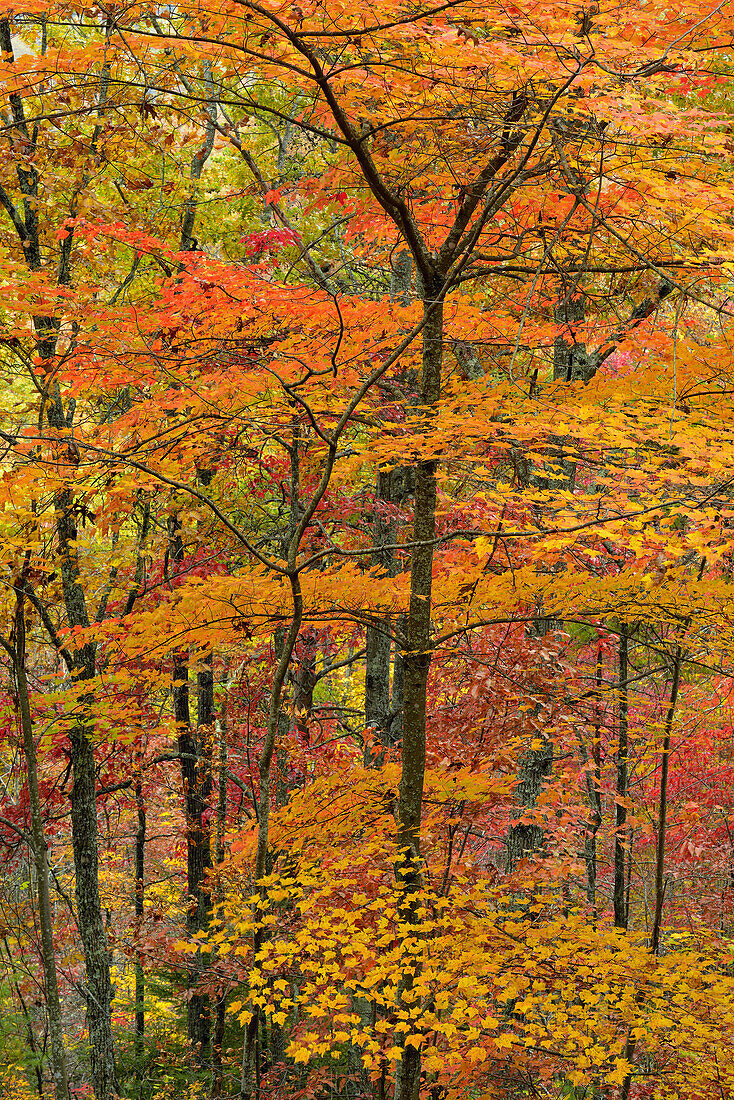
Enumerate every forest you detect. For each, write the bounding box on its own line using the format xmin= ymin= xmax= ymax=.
xmin=0 ymin=0 xmax=733 ymax=1098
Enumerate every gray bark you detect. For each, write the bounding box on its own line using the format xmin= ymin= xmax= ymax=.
xmin=134 ymin=780 xmax=145 ymax=1074
xmin=614 ymin=625 xmax=630 ymax=930
xmin=170 ymin=516 xmax=212 ymax=1062
xmin=553 ymin=297 xmax=592 ymax=383
xmin=506 ymin=741 xmax=554 ymax=870
xmin=50 ymin=475 xmax=117 ymax=1100
xmin=390 ymin=249 xmax=413 ymax=304
xmin=651 ymin=648 xmax=680 ymax=956
xmin=365 ymin=469 xmax=400 ymax=760
xmin=211 ymin=720 xmax=228 ymax=1099
xmin=3 ymin=588 xmax=70 ymax=1100
xmin=581 ymin=642 xmax=604 ymax=906
xmin=180 ymin=62 xmax=216 ymax=251
xmin=0 ymin=19 xmax=117 ymax=1091
xmin=395 ymin=285 xmax=444 ymax=1100
xmin=453 ymin=340 xmax=484 ymax=380
xmin=390 ymin=617 xmax=405 ymax=747
xmin=291 ymin=628 xmax=317 ymax=741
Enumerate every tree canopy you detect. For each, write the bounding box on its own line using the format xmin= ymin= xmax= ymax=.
xmin=0 ymin=2 xmax=733 ymax=1099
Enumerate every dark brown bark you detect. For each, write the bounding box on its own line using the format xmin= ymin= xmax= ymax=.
xmin=174 ymin=650 xmax=212 ymax=1061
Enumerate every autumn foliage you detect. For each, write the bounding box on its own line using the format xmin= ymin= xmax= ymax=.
xmin=0 ymin=1 xmax=733 ymax=1099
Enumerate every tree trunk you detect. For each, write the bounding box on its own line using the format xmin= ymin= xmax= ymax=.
xmin=585 ymin=641 xmax=604 ymax=907
xmin=175 ymin=91 xmax=217 ymax=1059
xmin=553 ymin=296 xmax=593 ymax=383
xmin=614 ymin=624 xmax=630 ymax=930
xmin=390 ymin=619 xmax=405 ymax=747
xmin=395 ymin=286 xmax=443 ymax=1100
xmin=16 ymin=414 xmax=118 ymax=1100
xmin=390 ymin=249 xmax=413 ymax=304
xmin=365 ymin=470 xmax=399 ymax=761
xmin=651 ymin=646 xmax=682 ymax=955
xmin=170 ymin=515 xmax=212 ymax=1064
xmin=53 ymin=479 xmax=117 ymax=1100
xmin=506 ymin=740 xmax=554 ymax=871
xmin=210 ymin=719 xmax=228 ymax=1099
xmin=70 ymin=723 xmax=116 ymax=1099
xmin=179 ymin=61 xmax=216 ymax=252
xmin=6 ymin=588 xmax=70 ymax=1100
xmin=291 ymin=629 xmax=317 ymax=742
xmin=241 ymin=575 xmax=303 ymax=1100
xmin=134 ymin=779 xmax=146 ymax=1083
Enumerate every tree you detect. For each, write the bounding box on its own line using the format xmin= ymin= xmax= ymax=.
xmin=0 ymin=0 xmax=733 ymax=1097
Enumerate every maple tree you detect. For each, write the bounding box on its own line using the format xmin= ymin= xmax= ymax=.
xmin=0 ymin=0 xmax=732 ymax=1099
